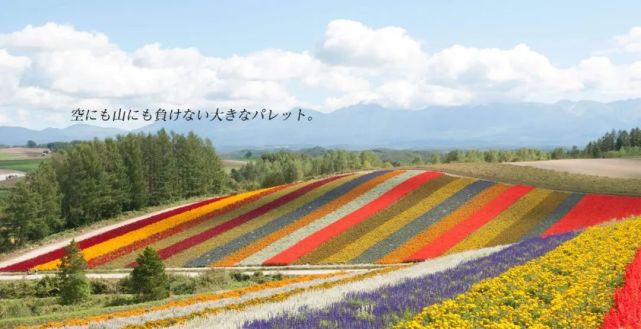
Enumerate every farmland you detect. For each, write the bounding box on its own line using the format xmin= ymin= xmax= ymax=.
xmin=509 ymin=158 xmax=641 ymax=179
xmin=420 ymin=162 xmax=641 ymax=196
xmin=2 ymin=168 xmax=641 ymax=328
xmin=2 ymin=169 xmax=641 ymax=272
xmin=8 ymin=216 xmax=641 ymax=328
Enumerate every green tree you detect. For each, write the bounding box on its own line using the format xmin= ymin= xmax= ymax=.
xmin=119 ymin=134 xmax=148 ymax=210
xmin=129 ymin=247 xmax=170 ymax=301
xmin=29 ymin=162 xmax=63 ymax=235
xmin=58 ymin=240 xmax=90 ymax=305
xmin=4 ymin=181 xmax=38 ymax=245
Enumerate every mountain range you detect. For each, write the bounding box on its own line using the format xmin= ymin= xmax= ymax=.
xmin=2 ymin=99 xmax=641 ymax=151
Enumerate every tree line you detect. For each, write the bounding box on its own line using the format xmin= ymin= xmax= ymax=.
xmin=583 ymin=128 xmax=641 ymax=158
xmin=0 ymin=130 xmax=225 ymax=251
xmin=230 ymin=150 xmax=385 ymax=189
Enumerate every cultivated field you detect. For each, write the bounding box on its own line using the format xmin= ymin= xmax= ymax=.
xmin=421 ymin=162 xmax=641 ymax=196
xmin=7 ymin=217 xmax=641 ymax=328
xmin=510 ymin=158 xmax=641 ymax=179
xmin=3 ymin=169 xmax=641 ymax=272
xmin=2 ymin=169 xmax=641 ymax=328
xmin=0 ymin=148 xmax=49 ymax=160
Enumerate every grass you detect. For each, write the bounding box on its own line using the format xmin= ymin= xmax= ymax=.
xmin=0 ymin=159 xmax=46 ymax=172
xmin=414 ymin=162 xmax=641 ymax=196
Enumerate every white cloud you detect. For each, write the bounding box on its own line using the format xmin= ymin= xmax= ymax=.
xmin=316 ymin=19 xmax=427 ymax=69
xmin=0 ymin=21 xmax=640 ymax=129
xmin=614 ymin=26 xmax=641 ymax=53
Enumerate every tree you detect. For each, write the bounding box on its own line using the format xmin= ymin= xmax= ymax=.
xmin=28 ymin=162 xmax=63 ymax=236
xmin=27 ymin=140 xmax=37 ymax=148
xmin=129 ymin=247 xmax=170 ymax=301
xmin=58 ymin=240 xmax=90 ymax=304
xmin=119 ymin=134 xmax=148 ymax=210
xmin=4 ymin=181 xmax=38 ymax=245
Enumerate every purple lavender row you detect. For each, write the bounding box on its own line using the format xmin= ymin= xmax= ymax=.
xmin=243 ymin=231 xmax=578 ymax=329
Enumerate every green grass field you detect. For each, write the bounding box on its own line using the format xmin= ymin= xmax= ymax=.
xmin=0 ymin=159 xmax=46 ymax=172
xmin=418 ymin=162 xmax=641 ymax=196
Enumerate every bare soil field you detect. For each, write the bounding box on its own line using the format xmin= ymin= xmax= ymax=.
xmin=510 ymin=158 xmax=641 ymax=179
xmin=222 ymin=159 xmax=247 ymax=167
xmin=0 ymin=148 xmax=49 ymax=160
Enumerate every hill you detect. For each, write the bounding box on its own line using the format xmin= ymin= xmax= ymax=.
xmin=2 ymin=169 xmax=641 ymax=272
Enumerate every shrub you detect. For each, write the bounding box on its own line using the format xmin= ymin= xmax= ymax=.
xmin=129 ymin=247 xmax=170 ymax=301
xmin=57 ymin=240 xmax=90 ymax=305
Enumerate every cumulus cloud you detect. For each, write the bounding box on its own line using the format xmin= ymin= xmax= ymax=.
xmin=614 ymin=26 xmax=641 ymax=53
xmin=0 ymin=21 xmax=640 ymax=129
xmin=316 ymin=19 xmax=427 ymax=69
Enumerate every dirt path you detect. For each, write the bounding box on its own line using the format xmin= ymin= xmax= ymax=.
xmin=509 ymin=158 xmax=641 ymax=179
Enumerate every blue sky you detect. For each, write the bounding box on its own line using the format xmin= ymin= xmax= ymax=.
xmin=2 ymin=0 xmax=639 ymax=65
xmin=0 ymin=1 xmax=640 ymax=129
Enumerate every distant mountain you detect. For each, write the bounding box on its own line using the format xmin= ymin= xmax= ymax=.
xmin=3 ymin=100 xmax=640 ymax=150
xmin=136 ymin=99 xmax=641 ymax=151
xmin=0 ymin=124 xmax=127 ymax=146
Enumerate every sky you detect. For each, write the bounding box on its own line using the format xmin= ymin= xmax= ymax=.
xmin=0 ymin=0 xmax=640 ymax=129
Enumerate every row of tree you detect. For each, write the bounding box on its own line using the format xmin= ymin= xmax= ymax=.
xmin=230 ymin=150 xmax=385 ymax=189
xmin=584 ymin=128 xmax=641 ymax=158
xmin=0 ymin=130 xmax=226 ymax=251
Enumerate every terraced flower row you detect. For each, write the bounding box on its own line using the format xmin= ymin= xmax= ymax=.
xmin=397 ymin=217 xmax=641 ymax=329
xmin=36 ymin=217 xmax=641 ymax=328
xmin=3 ymin=169 xmax=641 ymax=271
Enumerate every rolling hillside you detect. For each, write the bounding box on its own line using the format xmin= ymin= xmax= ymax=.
xmin=2 ymin=169 xmax=641 ymax=272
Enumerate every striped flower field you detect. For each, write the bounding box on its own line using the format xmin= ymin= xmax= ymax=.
xmin=21 ymin=216 xmax=641 ymax=329
xmin=2 ymin=169 xmax=641 ymax=272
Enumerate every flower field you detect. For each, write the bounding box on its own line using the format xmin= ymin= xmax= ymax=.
xmin=2 ymin=169 xmax=641 ymax=272
xmin=21 ymin=217 xmax=641 ymax=329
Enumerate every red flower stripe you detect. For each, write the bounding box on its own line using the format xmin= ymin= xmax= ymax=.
xmin=601 ymin=247 xmax=641 ymax=329
xmin=404 ymin=184 xmax=533 ymax=262
xmin=0 ymin=195 xmax=231 ymax=272
xmin=543 ymin=194 xmax=641 ymax=236
xmin=153 ymin=174 xmax=349 ymax=261
xmin=263 ymin=171 xmax=443 ymax=265
xmin=87 ymin=185 xmax=286 ymax=268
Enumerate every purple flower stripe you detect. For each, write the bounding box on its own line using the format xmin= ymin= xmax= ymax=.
xmin=243 ymin=231 xmax=577 ymax=329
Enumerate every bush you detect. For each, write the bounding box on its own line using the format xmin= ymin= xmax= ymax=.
xmin=58 ymin=240 xmax=90 ymax=305
xmin=129 ymin=247 xmax=170 ymax=301
xmin=170 ymin=275 xmax=196 ymax=295
xmin=35 ymin=276 xmax=59 ymax=298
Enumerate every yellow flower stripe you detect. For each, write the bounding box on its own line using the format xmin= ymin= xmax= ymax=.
xmin=164 ymin=176 xmax=352 ymax=267
xmin=123 ymin=265 xmax=406 ymax=329
xmin=212 ymin=171 xmax=402 ymax=266
xmin=396 ymin=217 xmax=641 ymax=329
xmin=446 ymin=188 xmax=553 ymax=254
xmin=321 ymin=178 xmax=473 ymax=264
xmin=24 ymin=272 xmax=340 ymax=329
xmin=35 ymin=188 xmax=273 ymax=270
xmin=378 ymin=184 xmax=508 ymax=264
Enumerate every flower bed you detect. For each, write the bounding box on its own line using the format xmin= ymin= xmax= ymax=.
xmin=406 ymin=184 xmax=533 ymax=261
xmin=264 ymin=171 xmax=439 ymax=265
xmin=398 ymin=217 xmax=641 ymax=329
xmin=238 ymin=170 xmax=406 ymax=265
xmin=297 ymin=175 xmax=457 ymax=264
